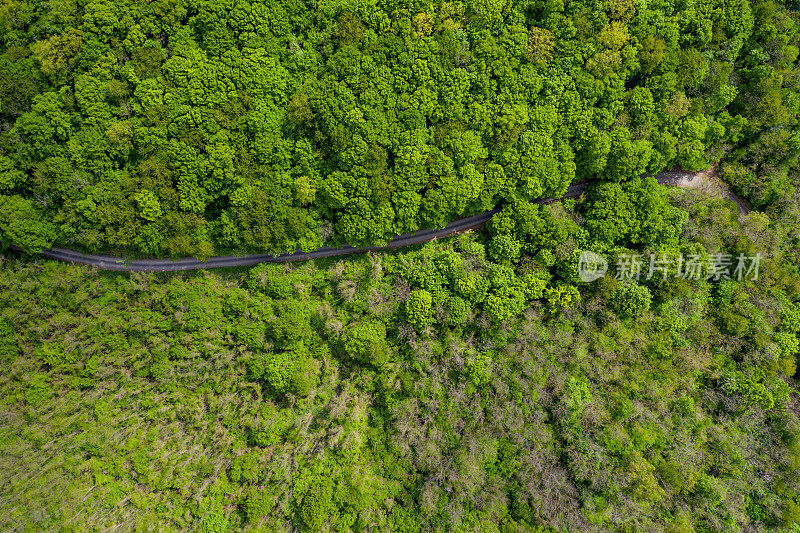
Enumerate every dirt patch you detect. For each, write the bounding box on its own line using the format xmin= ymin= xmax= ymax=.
xmin=672 ymin=166 xmax=751 ymax=220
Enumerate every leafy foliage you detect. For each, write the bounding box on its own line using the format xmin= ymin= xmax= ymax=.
xmin=2 ymin=185 xmax=799 ymax=531
xmin=343 ymin=320 xmax=389 ymax=367
xmin=2 ymin=0 xmax=800 ymax=529
xmin=1 ymin=0 xmax=797 ymax=258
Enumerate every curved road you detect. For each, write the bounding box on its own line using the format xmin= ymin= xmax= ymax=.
xmin=28 ymin=171 xmax=747 ymax=272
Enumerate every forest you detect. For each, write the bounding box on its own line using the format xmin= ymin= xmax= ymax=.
xmin=0 ymin=0 xmax=798 ymax=256
xmin=2 ymin=0 xmax=800 ymax=531
xmin=2 ymin=186 xmax=800 ymax=531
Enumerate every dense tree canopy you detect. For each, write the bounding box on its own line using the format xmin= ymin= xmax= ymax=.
xmin=2 ymin=3 xmax=800 ymax=529
xmin=1 ymin=0 xmax=798 ymax=256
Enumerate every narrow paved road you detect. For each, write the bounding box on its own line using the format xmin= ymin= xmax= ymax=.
xmin=28 ymin=170 xmax=748 ymax=272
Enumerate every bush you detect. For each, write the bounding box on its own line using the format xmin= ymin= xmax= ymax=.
xmin=434 ymin=250 xmax=464 ymax=282
xmin=467 ymin=351 xmax=493 ymax=387
xmin=297 ymin=480 xmax=334 ymax=532
xmin=198 ymin=509 xmax=229 ymax=532
xmin=271 ymin=300 xmax=312 ymax=348
xmin=455 ymin=275 xmax=490 ymax=304
xmin=230 ymin=451 xmax=262 ymax=484
xmin=627 ymin=451 xmax=665 ymax=503
xmin=536 ymin=249 xmax=556 ymax=267
xmin=250 ymin=348 xmax=318 ymax=396
xmin=544 ymin=284 xmax=580 ymax=310
xmin=446 ymin=296 xmax=469 ymax=326
xmin=780 ymin=303 xmax=800 ymax=334
xmin=485 ymin=289 xmax=526 ymax=323
xmin=249 ymin=351 xmax=292 ymax=393
xmin=132 ymin=189 xmax=162 ymax=221
xmin=406 ymin=289 xmax=434 ymax=330
xmin=774 ymin=331 xmax=799 ymax=375
xmin=488 ymin=233 xmax=522 ymax=264
xmin=613 ymin=282 xmax=652 ymax=318
xmin=737 ymin=373 xmax=775 ymax=410
xmin=782 ymin=499 xmax=800 ymax=528
xmin=343 ymin=321 xmax=389 ymax=367
xmin=0 ymin=195 xmax=57 ymax=252
xmin=0 ymin=318 xmax=18 ymax=362
xmin=248 ymin=265 xmax=310 ymax=298
xmin=290 ymin=355 xmax=318 ymax=396
xmin=243 ymin=488 xmax=274 ymax=523
xmin=657 ymin=460 xmax=697 ymax=494
xmin=24 ymin=372 xmax=51 ymax=406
